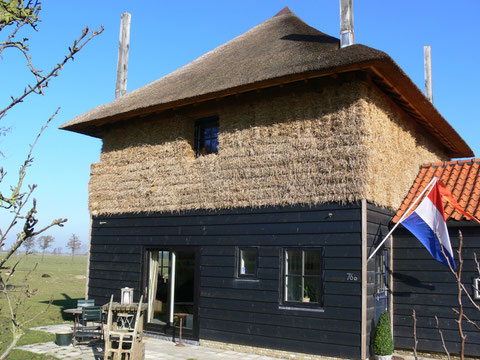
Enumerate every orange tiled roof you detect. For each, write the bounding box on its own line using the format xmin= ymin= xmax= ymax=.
xmin=393 ymin=158 xmax=480 ymax=223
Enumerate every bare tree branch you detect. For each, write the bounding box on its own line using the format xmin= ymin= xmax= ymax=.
xmin=440 ymin=232 xmax=480 ymax=312
xmin=412 ymin=309 xmax=418 ymax=360
xmin=456 ymin=231 xmax=467 ymax=360
xmin=435 ymin=316 xmax=451 ymax=360
xmin=0 ymin=107 xmax=58 ymax=209
xmin=0 ymin=2 xmax=102 ymax=357
xmin=452 ymin=309 xmax=480 ymax=332
xmin=0 ymin=25 xmax=104 ymax=120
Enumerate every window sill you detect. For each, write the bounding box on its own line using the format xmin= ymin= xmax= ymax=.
xmin=236 ymin=277 xmax=259 ymax=282
xmin=278 ymin=305 xmax=325 ymax=313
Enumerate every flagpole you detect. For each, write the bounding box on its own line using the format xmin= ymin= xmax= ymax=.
xmin=367 ymin=176 xmax=438 ymax=262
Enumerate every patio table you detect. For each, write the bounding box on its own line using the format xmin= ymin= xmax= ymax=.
xmin=64 ymin=307 xmax=105 ymax=344
xmin=63 ymin=308 xmax=82 ymax=337
xmin=101 ymin=302 xmax=147 ymax=331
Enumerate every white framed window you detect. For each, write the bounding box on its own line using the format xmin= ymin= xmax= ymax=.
xmin=283 ymin=248 xmax=324 ymax=306
xmin=237 ymin=247 xmax=258 ymax=278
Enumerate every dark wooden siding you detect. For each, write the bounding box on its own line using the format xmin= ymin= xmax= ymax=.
xmin=366 ymin=203 xmax=394 ymax=358
xmin=88 ymin=204 xmax=363 ymax=359
xmin=393 ymin=225 xmax=480 ymax=356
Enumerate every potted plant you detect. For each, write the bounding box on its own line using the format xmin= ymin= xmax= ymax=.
xmin=373 ymin=311 xmax=394 ymax=360
xmin=301 ymin=285 xmax=312 ymax=302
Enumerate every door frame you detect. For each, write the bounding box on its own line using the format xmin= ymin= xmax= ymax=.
xmin=142 ymin=245 xmax=200 ymax=340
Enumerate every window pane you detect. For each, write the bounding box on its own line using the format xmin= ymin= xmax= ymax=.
xmin=375 ymin=251 xmax=386 ymax=291
xmin=210 ymin=137 xmax=218 ymax=153
xmin=304 ymin=276 xmax=322 ymax=303
xmin=286 ymin=250 xmax=302 ymax=275
xmin=284 ymin=248 xmax=323 ymax=305
xmin=240 ymin=249 xmax=257 ymax=276
xmin=286 ymin=275 xmax=302 ymax=301
xmin=203 ymin=126 xmax=213 ymax=138
xmin=195 ymin=117 xmax=219 ymax=157
xmin=304 ymin=250 xmax=322 ymax=275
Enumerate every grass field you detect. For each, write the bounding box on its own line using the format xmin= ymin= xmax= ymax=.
xmin=0 ymin=254 xmax=87 ymax=359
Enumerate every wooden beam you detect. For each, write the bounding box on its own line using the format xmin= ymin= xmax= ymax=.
xmin=85 ymin=216 xmax=93 ymax=299
xmin=340 ymin=0 xmax=354 ymax=47
xmin=369 ymin=67 xmax=454 ymax=150
xmin=115 ymin=12 xmax=131 ymax=99
xmin=83 ymin=64 xmax=370 ymax=132
xmin=424 ymin=45 xmax=433 ymax=103
xmin=389 ymin=235 xmax=394 ymax=337
xmin=361 ymin=199 xmax=367 ymax=360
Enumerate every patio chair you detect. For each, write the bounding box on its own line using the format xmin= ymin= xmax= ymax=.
xmin=76 ymin=299 xmax=96 ymax=326
xmin=77 ymin=298 xmax=95 ymax=308
xmin=74 ymin=306 xmax=103 ymax=345
xmin=104 ymin=295 xmax=144 ymax=360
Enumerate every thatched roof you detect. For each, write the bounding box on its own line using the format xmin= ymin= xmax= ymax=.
xmin=60 ymin=7 xmax=472 ymax=158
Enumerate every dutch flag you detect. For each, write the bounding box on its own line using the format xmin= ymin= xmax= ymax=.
xmin=401 ymin=179 xmax=456 ymax=269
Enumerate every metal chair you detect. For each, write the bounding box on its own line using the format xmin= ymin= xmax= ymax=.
xmin=76 ymin=299 xmax=96 ymax=327
xmin=77 ymin=299 xmax=95 ymax=308
xmin=104 ymin=295 xmax=144 ymax=360
xmin=74 ymin=306 xmax=103 ymax=345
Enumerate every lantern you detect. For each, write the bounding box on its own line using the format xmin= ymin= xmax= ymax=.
xmin=121 ymin=287 xmax=133 ymax=304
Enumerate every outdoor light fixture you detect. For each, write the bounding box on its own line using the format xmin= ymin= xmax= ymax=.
xmin=121 ymin=287 xmax=134 ymax=304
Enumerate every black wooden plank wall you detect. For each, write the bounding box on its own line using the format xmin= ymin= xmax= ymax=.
xmin=393 ymin=225 xmax=480 ymax=356
xmin=89 ymin=204 xmax=364 ymax=359
xmin=366 ymin=203 xmax=394 ymax=358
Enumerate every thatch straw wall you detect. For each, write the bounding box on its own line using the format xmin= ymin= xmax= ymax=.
xmin=88 ymin=79 xmax=447 ymax=215
xmin=361 ymin=85 xmax=448 ymax=210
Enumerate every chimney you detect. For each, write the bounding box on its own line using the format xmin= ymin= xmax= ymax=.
xmin=424 ymin=45 xmax=433 ymax=103
xmin=115 ymin=12 xmax=131 ymax=99
xmin=340 ymin=0 xmax=354 ymax=47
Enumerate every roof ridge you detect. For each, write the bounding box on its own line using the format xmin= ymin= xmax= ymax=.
xmin=422 ymin=158 xmax=480 ymax=168
xmin=274 ymin=6 xmax=294 ymax=17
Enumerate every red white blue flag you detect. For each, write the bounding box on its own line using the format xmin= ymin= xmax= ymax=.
xmin=401 ymin=179 xmax=455 ymax=269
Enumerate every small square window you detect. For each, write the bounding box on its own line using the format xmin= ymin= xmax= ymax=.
xmin=195 ymin=116 xmax=219 ymax=157
xmin=283 ymin=248 xmax=323 ymax=306
xmin=238 ymin=248 xmax=257 ymax=278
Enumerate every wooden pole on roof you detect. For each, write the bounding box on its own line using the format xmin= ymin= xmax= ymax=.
xmin=115 ymin=12 xmax=131 ymax=99
xmin=424 ymin=45 xmax=433 ymax=103
xmin=340 ymin=0 xmax=354 ymax=48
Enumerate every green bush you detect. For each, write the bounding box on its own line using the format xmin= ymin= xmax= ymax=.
xmin=373 ymin=311 xmax=394 ymax=355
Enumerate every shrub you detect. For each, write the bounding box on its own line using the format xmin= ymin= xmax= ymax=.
xmin=373 ymin=311 xmax=394 ymax=355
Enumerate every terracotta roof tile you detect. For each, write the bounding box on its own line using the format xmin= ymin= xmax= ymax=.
xmin=393 ymin=158 xmax=480 ymax=222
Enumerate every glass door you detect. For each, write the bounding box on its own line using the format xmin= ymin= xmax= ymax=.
xmin=173 ymin=251 xmax=195 ymax=330
xmin=146 ymin=248 xmax=198 ymax=339
xmin=147 ymin=250 xmax=171 ymax=326
xmin=375 ymin=249 xmax=389 ymax=323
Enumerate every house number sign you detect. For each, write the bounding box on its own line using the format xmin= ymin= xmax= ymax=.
xmin=346 ymin=272 xmax=358 ymax=281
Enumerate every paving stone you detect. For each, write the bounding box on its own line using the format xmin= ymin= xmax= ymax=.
xmin=17 ymin=324 xmax=284 ymax=360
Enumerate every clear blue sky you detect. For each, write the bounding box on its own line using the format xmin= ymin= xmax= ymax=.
xmin=0 ymin=1 xmax=478 ymax=250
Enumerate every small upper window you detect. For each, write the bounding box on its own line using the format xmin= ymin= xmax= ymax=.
xmin=195 ymin=116 xmax=219 ymax=157
xmin=238 ymin=247 xmax=258 ymax=278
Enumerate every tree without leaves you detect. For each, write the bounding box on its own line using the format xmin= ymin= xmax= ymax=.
xmin=37 ymin=234 xmax=53 ymax=261
xmin=21 ymin=235 xmax=35 ymax=254
xmin=66 ymin=234 xmax=81 ymax=263
xmin=412 ymin=231 xmax=480 ymax=360
xmin=0 ymin=1 xmax=102 ymax=357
